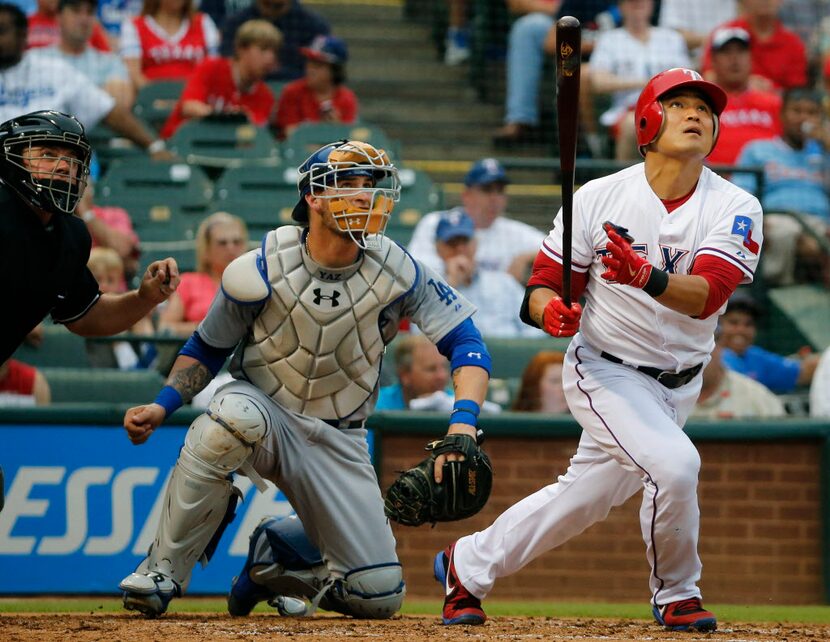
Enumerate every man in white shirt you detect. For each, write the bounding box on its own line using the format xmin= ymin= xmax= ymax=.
xmin=407 ymin=158 xmax=544 ymax=284
xmin=0 ymin=2 xmax=167 ymax=156
xmin=33 ymin=0 xmax=133 ymax=110
xmin=589 ymin=0 xmax=690 ymax=160
xmin=433 ymin=209 xmax=543 ymax=339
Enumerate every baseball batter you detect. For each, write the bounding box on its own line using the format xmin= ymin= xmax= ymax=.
xmin=434 ymin=69 xmax=763 ymax=632
xmin=118 ymin=140 xmax=491 ymax=618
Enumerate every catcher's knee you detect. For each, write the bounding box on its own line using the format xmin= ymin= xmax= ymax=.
xmin=329 ymin=564 xmax=405 ymax=619
xmin=180 ymin=392 xmax=269 ymax=478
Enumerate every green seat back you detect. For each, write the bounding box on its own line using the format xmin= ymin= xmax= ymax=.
xmin=169 ymin=118 xmax=281 ymax=168
xmin=13 ymin=325 xmax=89 ymax=368
xmin=41 ymin=368 xmax=165 ymax=403
xmin=281 ymin=122 xmax=401 ymax=163
xmin=213 ymin=164 xmax=299 ymax=229
xmin=133 ymin=80 xmax=186 ymax=133
xmin=97 ymin=160 xmax=213 ymax=224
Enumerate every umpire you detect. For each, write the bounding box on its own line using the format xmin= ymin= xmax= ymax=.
xmin=0 ymin=110 xmax=181 ymax=512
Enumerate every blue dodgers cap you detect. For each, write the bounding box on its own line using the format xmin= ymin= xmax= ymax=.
xmin=300 ymin=35 xmax=349 ymax=65
xmin=464 ymin=157 xmax=509 ymax=187
xmin=436 ymin=209 xmax=475 ymax=242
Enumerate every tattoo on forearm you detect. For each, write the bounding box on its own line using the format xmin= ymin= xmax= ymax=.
xmin=167 ymin=363 xmax=212 ymax=402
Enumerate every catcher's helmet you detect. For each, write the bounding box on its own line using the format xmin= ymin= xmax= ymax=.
xmin=0 ymin=110 xmax=92 ymax=216
xmin=292 ymin=139 xmax=400 ymax=250
xmin=634 ymin=68 xmax=728 ymax=157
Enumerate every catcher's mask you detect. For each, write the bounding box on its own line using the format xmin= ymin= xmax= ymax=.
xmin=0 ymin=110 xmax=92 ymax=216
xmin=291 ymin=139 xmax=400 ymax=251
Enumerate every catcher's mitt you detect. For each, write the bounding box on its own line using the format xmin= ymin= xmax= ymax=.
xmin=384 ymin=433 xmax=492 ymax=526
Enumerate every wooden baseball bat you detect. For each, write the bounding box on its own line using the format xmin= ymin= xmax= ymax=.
xmin=555 ymin=16 xmax=581 ymax=308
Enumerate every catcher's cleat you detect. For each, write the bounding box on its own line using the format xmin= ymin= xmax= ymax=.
xmin=227 ymin=517 xmax=308 ymax=617
xmin=652 ymin=597 xmax=717 ymax=632
xmin=433 ymin=542 xmax=486 ymax=626
xmin=120 ymin=571 xmax=180 ymax=618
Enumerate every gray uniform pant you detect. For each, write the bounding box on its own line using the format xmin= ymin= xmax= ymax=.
xmin=220 ymin=379 xmax=399 ymax=576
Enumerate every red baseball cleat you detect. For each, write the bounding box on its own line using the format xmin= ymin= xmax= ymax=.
xmin=652 ymin=597 xmax=717 ymax=631
xmin=433 ymin=542 xmax=486 ymax=625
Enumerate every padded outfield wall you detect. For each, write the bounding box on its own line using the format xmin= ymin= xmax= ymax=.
xmin=0 ymin=407 xmax=828 ymax=604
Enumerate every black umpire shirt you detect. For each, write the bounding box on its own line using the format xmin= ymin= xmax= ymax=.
xmin=0 ymin=183 xmax=100 ymax=363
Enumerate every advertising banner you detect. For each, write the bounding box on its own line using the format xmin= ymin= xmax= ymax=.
xmin=0 ymin=424 xmax=374 ymax=594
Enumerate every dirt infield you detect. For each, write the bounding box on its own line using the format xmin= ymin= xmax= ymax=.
xmin=2 ymin=613 xmax=829 ymax=642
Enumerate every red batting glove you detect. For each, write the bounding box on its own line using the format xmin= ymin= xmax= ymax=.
xmin=600 ymin=221 xmax=652 ymax=288
xmin=543 ymin=297 xmax=582 ymax=337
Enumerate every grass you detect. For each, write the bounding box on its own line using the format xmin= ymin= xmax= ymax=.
xmin=2 ymin=597 xmax=830 ymax=623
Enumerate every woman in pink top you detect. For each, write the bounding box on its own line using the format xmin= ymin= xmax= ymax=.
xmin=158 ymin=211 xmax=248 ymax=336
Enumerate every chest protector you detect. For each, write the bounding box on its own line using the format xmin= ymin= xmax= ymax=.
xmin=230 ymin=227 xmax=417 ymax=419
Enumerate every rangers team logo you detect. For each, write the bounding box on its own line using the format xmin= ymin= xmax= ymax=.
xmin=731 ymin=215 xmax=759 ymax=254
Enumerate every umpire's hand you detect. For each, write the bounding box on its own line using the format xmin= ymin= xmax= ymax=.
xmin=124 ymin=403 xmax=166 ymax=445
xmin=138 ymin=258 xmax=181 ymax=304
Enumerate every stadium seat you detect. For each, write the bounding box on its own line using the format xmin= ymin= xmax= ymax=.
xmin=13 ymin=324 xmax=89 ymax=368
xmin=133 ymin=79 xmax=186 ymax=133
xmin=483 ymin=337 xmax=569 ymax=380
xmin=281 ymin=122 xmax=401 ymax=163
xmin=86 ymin=123 xmax=145 ymax=168
xmin=168 ymin=117 xmax=281 ymax=168
xmin=41 ymin=368 xmax=165 ymax=404
xmin=138 ymin=243 xmax=197 ymax=273
xmin=212 ymin=165 xmax=299 ymax=233
xmin=96 ymin=160 xmax=213 ymax=224
xmin=131 ymin=209 xmax=197 ymax=244
xmin=266 ymin=80 xmax=287 ymax=99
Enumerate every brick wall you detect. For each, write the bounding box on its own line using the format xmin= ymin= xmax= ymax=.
xmin=381 ymin=435 xmax=824 ymax=604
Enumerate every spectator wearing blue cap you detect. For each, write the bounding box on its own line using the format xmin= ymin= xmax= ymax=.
xmin=275 ymin=33 xmax=357 ymax=138
xmin=433 ymin=209 xmax=543 ymax=338
xmin=408 ymin=158 xmax=545 ymax=284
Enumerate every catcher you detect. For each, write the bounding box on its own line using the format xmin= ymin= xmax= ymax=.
xmin=118 ymin=140 xmax=492 ymax=619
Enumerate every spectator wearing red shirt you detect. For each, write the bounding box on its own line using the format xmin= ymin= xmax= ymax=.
xmin=0 ymin=359 xmax=51 ymax=406
xmin=27 ymin=0 xmax=110 ymax=50
xmin=119 ymin=0 xmax=219 ymax=90
xmin=161 ymin=19 xmax=281 ymax=138
xmin=275 ymin=34 xmax=357 ymax=139
xmin=707 ymin=26 xmax=781 ymax=165
xmin=158 ymin=211 xmax=249 ymax=336
xmin=701 ymin=0 xmax=807 ymax=91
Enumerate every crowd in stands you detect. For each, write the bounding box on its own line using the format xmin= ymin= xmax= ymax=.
xmin=2 ymin=0 xmax=830 ymax=421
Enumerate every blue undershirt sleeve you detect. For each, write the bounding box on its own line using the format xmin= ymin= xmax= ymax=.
xmin=435 ymin=317 xmax=492 ymax=376
xmin=179 ymin=331 xmax=235 ymax=376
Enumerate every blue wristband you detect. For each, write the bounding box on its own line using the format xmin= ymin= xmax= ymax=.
xmin=453 ymin=399 xmax=481 ymax=416
xmin=450 ymin=399 xmax=480 ymax=428
xmin=450 ymin=410 xmax=478 ymax=427
xmin=154 ymin=385 xmax=183 ymax=418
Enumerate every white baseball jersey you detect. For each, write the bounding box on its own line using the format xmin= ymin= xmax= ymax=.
xmin=0 ymin=53 xmax=115 ymax=128
xmin=407 ymin=207 xmax=545 ymax=275
xmin=451 ymin=163 xmax=765 ymax=610
xmin=540 ymin=163 xmax=763 ymax=370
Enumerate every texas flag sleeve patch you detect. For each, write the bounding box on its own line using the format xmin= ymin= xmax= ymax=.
xmin=731 ymin=215 xmax=760 ymax=254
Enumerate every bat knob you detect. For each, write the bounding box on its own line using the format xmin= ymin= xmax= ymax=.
xmin=557 ymin=15 xmax=581 ymax=30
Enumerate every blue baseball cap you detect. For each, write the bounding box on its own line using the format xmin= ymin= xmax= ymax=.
xmin=464 ymin=158 xmax=509 ymax=187
xmin=436 ymin=210 xmax=475 ymax=242
xmin=301 ymin=35 xmax=349 ymax=65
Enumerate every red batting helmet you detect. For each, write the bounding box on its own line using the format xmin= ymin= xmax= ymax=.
xmin=634 ymin=68 xmax=728 ymax=157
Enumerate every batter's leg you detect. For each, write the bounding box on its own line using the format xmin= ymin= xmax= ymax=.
xmin=454 ymin=431 xmax=642 ymax=598
xmin=565 ymin=340 xmax=705 ymax=607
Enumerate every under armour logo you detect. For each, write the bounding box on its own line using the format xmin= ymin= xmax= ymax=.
xmin=467 ymin=351 xmax=482 ymax=359
xmin=313 ymin=288 xmax=341 ymax=307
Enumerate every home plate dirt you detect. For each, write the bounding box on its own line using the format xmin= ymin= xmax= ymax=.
xmin=2 ymin=614 xmax=829 ymax=641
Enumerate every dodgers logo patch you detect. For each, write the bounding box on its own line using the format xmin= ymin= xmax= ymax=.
xmin=731 ymin=215 xmax=759 ymax=254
